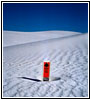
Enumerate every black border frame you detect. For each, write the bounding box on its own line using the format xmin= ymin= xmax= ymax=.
xmin=1 ymin=1 xmax=90 ymax=99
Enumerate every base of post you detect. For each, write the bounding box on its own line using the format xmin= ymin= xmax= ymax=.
xmin=43 ymin=77 xmax=49 ymax=81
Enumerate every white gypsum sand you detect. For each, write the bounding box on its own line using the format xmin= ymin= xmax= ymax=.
xmin=3 ymin=31 xmax=88 ymax=97
xmin=3 ymin=31 xmax=81 ymax=47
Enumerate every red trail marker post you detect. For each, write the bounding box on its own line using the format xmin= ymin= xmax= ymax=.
xmin=43 ymin=61 xmax=50 ymax=81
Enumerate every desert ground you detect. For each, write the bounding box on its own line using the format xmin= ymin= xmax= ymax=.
xmin=3 ymin=31 xmax=88 ymax=97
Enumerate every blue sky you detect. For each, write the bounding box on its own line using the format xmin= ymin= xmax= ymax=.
xmin=3 ymin=3 xmax=88 ymax=33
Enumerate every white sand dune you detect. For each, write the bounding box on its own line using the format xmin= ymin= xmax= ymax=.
xmin=3 ymin=31 xmax=88 ymax=97
xmin=3 ymin=31 xmax=81 ymax=47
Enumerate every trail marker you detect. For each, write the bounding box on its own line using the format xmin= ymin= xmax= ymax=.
xmin=43 ymin=61 xmax=50 ymax=81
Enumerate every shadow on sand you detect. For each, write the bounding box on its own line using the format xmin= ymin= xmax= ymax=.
xmin=17 ymin=76 xmax=61 ymax=82
xmin=18 ymin=77 xmax=41 ymax=82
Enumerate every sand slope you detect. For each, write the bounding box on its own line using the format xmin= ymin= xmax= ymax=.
xmin=3 ymin=31 xmax=81 ymax=47
xmin=3 ymin=31 xmax=88 ymax=97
